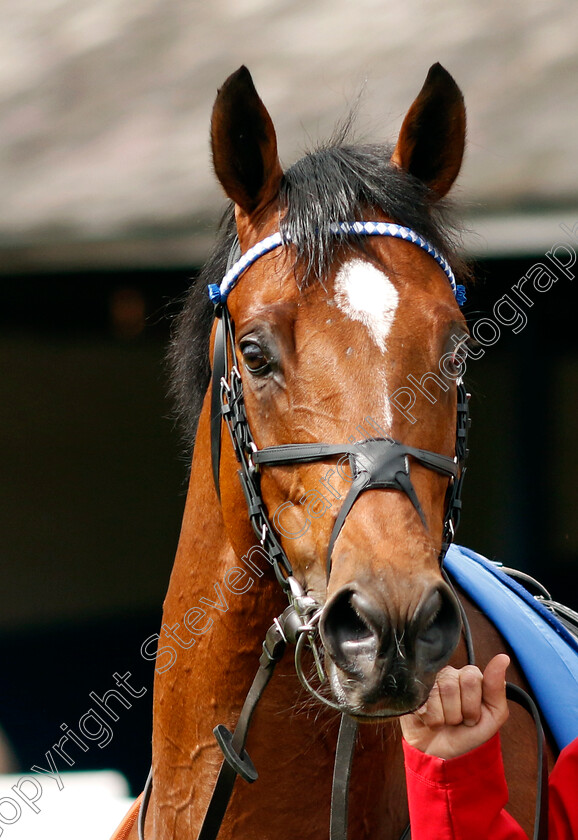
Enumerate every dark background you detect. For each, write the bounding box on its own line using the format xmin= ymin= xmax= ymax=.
xmin=0 ymin=256 xmax=576 ymax=793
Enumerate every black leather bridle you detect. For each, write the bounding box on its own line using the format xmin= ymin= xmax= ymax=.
xmin=138 ymin=226 xmax=548 ymax=840
xmin=200 ymin=226 xmax=469 ymax=839
xmin=209 ymin=233 xmax=469 ymax=588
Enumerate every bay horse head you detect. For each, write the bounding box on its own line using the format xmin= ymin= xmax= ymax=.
xmin=177 ymin=63 xmax=470 ymax=720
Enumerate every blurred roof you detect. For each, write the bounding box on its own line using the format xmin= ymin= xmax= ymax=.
xmin=2 ymin=0 xmax=578 ymax=271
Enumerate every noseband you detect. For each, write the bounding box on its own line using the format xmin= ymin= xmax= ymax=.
xmin=209 ymin=221 xmax=469 ymax=589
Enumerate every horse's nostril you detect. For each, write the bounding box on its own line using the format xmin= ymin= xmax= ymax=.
xmin=320 ymin=582 xmax=461 ymax=691
xmin=414 ymin=584 xmax=462 ymax=671
xmin=320 ymin=589 xmax=382 ymax=670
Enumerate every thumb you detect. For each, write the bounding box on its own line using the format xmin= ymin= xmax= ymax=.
xmin=482 ymin=654 xmax=510 ymax=720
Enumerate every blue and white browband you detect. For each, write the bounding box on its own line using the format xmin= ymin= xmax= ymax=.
xmin=207 ymin=222 xmax=466 ymax=307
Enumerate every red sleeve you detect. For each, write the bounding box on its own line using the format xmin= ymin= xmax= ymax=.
xmin=548 ymin=737 xmax=578 ymax=840
xmin=403 ymin=733 xmax=528 ymax=840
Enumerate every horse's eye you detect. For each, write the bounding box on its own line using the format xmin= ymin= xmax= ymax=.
xmin=446 ymin=335 xmax=472 ymax=375
xmin=448 ymin=346 xmax=466 ymax=373
xmin=240 ymin=341 xmax=271 ymax=375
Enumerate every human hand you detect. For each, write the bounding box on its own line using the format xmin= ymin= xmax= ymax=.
xmin=400 ymin=654 xmax=510 ymax=760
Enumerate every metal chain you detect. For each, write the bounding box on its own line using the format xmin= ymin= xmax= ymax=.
xmin=440 ymin=382 xmax=470 ymax=561
xmin=218 ymin=312 xmax=293 ymax=589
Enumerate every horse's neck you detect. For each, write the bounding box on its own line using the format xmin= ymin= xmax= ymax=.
xmin=149 ymin=403 xmax=288 ymax=837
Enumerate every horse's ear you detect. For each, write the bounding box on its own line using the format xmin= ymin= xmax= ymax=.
xmin=211 ymin=66 xmax=283 ymax=217
xmin=391 ymin=63 xmax=466 ymax=200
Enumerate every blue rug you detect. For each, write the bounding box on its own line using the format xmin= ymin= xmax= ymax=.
xmin=444 ymin=544 xmax=578 ymax=750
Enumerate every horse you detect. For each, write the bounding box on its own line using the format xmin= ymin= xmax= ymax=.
xmin=118 ymin=63 xmax=556 ymax=840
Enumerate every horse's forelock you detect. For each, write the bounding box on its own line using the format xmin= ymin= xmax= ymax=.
xmin=280 ymin=142 xmax=468 ymax=287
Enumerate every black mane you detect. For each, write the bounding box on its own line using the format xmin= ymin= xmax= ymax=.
xmin=168 ymin=142 xmax=468 ymax=455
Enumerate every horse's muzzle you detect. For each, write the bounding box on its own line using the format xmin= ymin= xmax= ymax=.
xmin=319 ymin=580 xmax=462 ymax=714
